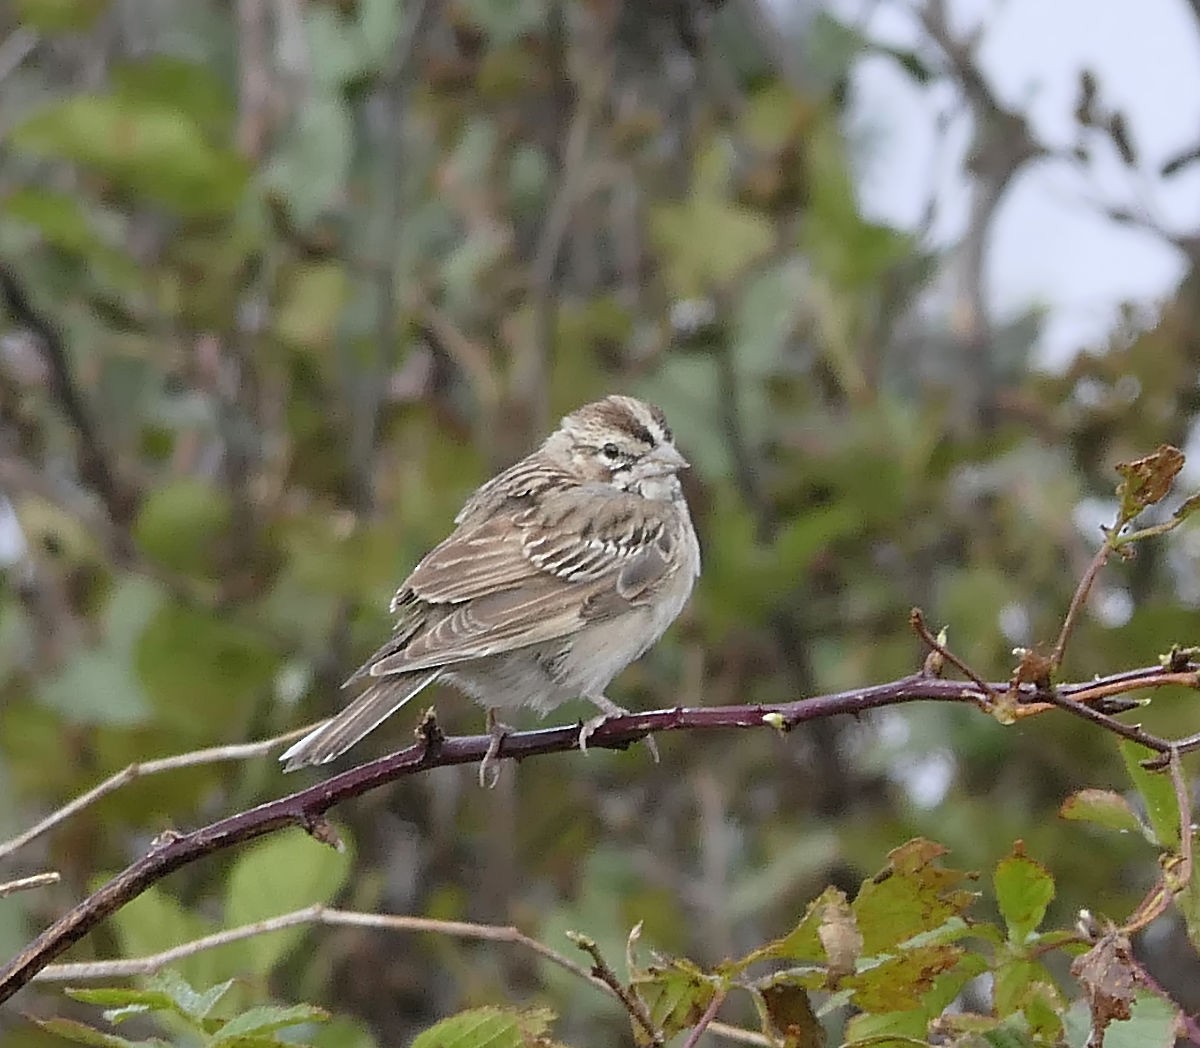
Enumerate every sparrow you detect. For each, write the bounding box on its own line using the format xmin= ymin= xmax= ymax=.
xmin=279 ymin=394 xmax=700 ymax=783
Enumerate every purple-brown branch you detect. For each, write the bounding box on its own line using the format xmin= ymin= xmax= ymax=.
xmin=1 ymin=664 xmax=1198 ymax=1004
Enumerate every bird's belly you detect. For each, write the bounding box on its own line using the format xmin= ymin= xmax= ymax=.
xmin=444 ymin=652 xmax=571 ymax=716
xmin=444 ymin=534 xmax=697 ymax=718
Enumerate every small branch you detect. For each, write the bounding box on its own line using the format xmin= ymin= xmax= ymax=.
xmin=707 ymin=1022 xmax=772 ymax=1047
xmin=1037 ymin=687 xmax=1178 ymax=754
xmin=1 ymin=662 xmax=1198 ymax=1003
xmin=35 ymin=905 xmax=597 ymax=988
xmin=681 ymin=988 xmax=728 ymax=1048
xmin=910 ymin=608 xmax=998 ymax=700
xmin=34 ymin=906 xmax=766 ymax=1046
xmin=0 ymin=726 xmax=315 ymax=863
xmin=0 ymin=872 xmax=60 ymax=898
xmin=1052 ymin=539 xmax=1113 ymax=671
xmin=1168 ymin=747 xmax=1193 ymax=882
xmin=568 ymin=932 xmax=662 ymax=1046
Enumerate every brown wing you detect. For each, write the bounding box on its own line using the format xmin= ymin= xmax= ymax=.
xmin=363 ymin=485 xmax=677 ymax=678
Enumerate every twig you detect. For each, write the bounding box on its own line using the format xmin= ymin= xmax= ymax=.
xmin=1059 ymin=672 xmax=1200 ymax=712
xmin=34 ymin=905 xmax=596 ymax=987
xmin=33 ymin=906 xmax=766 ymax=1047
xmin=567 ymin=932 xmax=662 ymax=1046
xmin=1168 ymin=747 xmax=1193 ymax=881
xmin=0 ymin=872 xmax=60 ymax=898
xmin=909 ymin=608 xmax=998 ymax=700
xmin=1037 ymin=688 xmax=1178 ymax=754
xmin=0 ymin=726 xmax=315 ymax=863
xmin=1052 ymin=540 xmax=1113 ymax=671
xmin=2 ymin=662 xmax=1199 ymax=1002
xmin=681 ymin=988 xmax=728 ymax=1048
xmin=1128 ymin=954 xmax=1200 ymax=1046
xmin=706 ymin=1022 xmax=772 ymax=1047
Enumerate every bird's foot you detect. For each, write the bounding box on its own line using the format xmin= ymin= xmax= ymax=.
xmin=579 ymin=696 xmax=659 ymax=763
xmin=480 ymin=708 xmax=514 ymax=789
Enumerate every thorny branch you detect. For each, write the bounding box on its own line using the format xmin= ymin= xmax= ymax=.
xmin=2 ymin=656 xmax=1200 ymax=1004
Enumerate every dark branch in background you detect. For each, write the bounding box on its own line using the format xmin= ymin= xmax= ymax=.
xmin=917 ymin=0 xmax=1044 ymax=426
xmin=2 ymin=657 xmax=1199 ymax=1005
xmin=0 ymin=263 xmax=136 ymax=546
xmin=344 ymin=0 xmax=437 ymax=514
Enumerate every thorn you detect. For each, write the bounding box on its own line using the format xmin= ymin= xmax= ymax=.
xmin=304 ymin=815 xmax=345 ymax=852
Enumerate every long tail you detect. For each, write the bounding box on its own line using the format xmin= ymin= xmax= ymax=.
xmin=279 ymin=671 xmax=438 ymax=771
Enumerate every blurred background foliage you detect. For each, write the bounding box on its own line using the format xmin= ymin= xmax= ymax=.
xmin=2 ymin=0 xmax=1200 ymax=1043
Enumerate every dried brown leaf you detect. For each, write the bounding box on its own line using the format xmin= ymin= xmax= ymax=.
xmin=1070 ymin=929 xmax=1140 ymax=1043
xmin=1115 ymin=445 xmax=1185 ymax=522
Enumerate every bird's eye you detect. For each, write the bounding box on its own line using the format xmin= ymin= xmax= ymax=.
xmin=601 ymin=442 xmax=621 ymax=460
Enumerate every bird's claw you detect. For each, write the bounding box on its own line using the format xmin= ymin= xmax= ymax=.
xmin=479 ymin=709 xmax=513 ymax=789
xmin=577 ymin=705 xmax=660 ymax=763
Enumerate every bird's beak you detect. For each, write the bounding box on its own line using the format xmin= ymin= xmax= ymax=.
xmin=647 ymin=443 xmax=689 ymax=474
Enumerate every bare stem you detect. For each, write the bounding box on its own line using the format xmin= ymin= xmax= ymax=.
xmin=1052 ymin=539 xmax=1113 ymax=670
xmin=0 ymin=726 xmax=315 ymax=863
xmin=681 ymin=988 xmax=728 ymax=1048
xmin=0 ymin=872 xmax=60 ymax=898
xmin=909 ymin=607 xmax=998 ymax=700
xmin=35 ymin=905 xmax=596 ymax=987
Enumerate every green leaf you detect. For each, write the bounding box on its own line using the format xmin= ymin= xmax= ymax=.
xmin=843 ymin=945 xmax=962 ymax=1012
xmin=266 ymin=95 xmax=352 ymax=228
xmin=110 ymin=58 xmax=235 ymax=141
xmin=852 ymin=840 xmax=977 ymax=956
xmin=409 ymin=1007 xmax=557 ymax=1048
xmin=65 ymin=987 xmax=178 ymax=1016
xmin=1119 ymin=742 xmax=1181 ymax=848
xmin=133 ymin=479 xmax=233 ymax=580
xmin=224 ymin=830 xmax=352 ymax=973
xmin=842 ymin=951 xmax=986 ymax=1043
xmin=212 ymin=1004 xmax=330 ymax=1043
xmin=274 ymin=262 xmax=350 ymax=350
xmin=1059 ymin=789 xmax=1146 ymax=836
xmin=1064 ymin=990 xmax=1181 ymax=1048
xmin=38 ymin=576 xmax=164 ymax=726
xmin=631 ymin=957 xmax=718 ymax=1045
xmin=994 ymin=956 xmax=1050 ymax=1018
xmin=11 ymin=94 xmax=248 ymax=216
xmin=802 ymin=117 xmax=911 ymax=290
xmin=3 ymin=188 xmax=137 ymax=288
xmin=67 ymin=975 xmax=232 ymax=1027
xmin=136 ymin=601 xmax=278 ymax=735
xmin=734 ymin=886 xmax=849 ymax=970
xmin=109 ymin=886 xmax=218 ymax=990
xmin=145 ymin=970 xmax=234 ymax=1022
xmin=652 ymin=197 xmax=773 ymax=295
xmin=993 ymin=844 xmax=1055 ymax=943
xmin=15 ymin=0 xmax=109 ymax=32
xmin=32 ymin=1018 xmax=169 ymax=1047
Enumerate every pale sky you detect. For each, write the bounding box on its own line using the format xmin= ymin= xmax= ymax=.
xmin=834 ymin=0 xmax=1200 ymax=366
